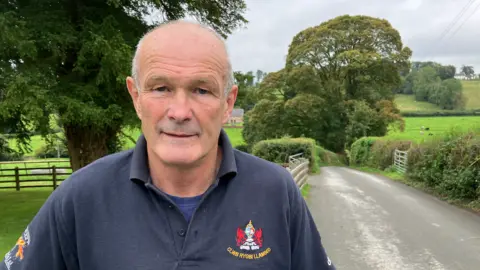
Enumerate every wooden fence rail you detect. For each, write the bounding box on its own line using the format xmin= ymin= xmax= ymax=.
xmin=0 ymin=166 xmax=72 ymax=191
xmin=393 ymin=149 xmax=408 ymax=174
xmin=286 ymin=153 xmax=310 ymax=189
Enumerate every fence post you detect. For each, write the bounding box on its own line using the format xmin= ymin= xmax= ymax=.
xmin=15 ymin=167 xmax=20 ymax=191
xmin=52 ymin=166 xmax=57 ymax=190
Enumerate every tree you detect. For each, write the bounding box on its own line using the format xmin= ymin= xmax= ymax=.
xmin=413 ymin=66 xmax=439 ymax=101
xmin=286 ymin=15 xmax=412 ymax=107
xmin=0 ymin=0 xmax=248 ymax=171
xmin=242 ymin=99 xmax=286 ymax=147
xmin=437 ymin=65 xmax=456 ymax=80
xmin=280 ymin=15 xmax=410 ymax=151
xmin=461 ymin=65 xmax=475 ymax=79
xmin=438 ymin=78 xmax=465 ymax=110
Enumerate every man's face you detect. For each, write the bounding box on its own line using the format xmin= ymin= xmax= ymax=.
xmin=126 ymin=26 xmax=237 ymax=167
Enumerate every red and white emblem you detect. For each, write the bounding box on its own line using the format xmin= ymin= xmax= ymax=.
xmin=236 ymin=220 xmax=263 ymax=250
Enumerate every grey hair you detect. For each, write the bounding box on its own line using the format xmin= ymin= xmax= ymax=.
xmin=131 ymin=20 xmax=235 ymax=97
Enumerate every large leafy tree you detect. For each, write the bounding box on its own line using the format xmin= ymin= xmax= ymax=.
xmin=286 ymin=15 xmax=412 ymax=106
xmin=282 ymin=15 xmax=410 ymax=151
xmin=0 ymin=0 xmax=247 ymax=170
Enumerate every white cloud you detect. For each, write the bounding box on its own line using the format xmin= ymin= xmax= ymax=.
xmin=226 ymin=0 xmax=480 ymax=74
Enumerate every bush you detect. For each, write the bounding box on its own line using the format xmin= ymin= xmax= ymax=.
xmin=349 ymin=137 xmax=411 ymax=170
xmin=316 ymin=145 xmax=346 ymax=166
xmin=252 ymin=137 xmax=317 ymax=170
xmin=351 ymin=129 xmax=480 ymax=202
xmin=234 ymin=144 xmax=250 ymax=153
xmin=407 ymin=130 xmax=480 ymax=200
xmin=400 ymin=110 xmax=480 ymax=117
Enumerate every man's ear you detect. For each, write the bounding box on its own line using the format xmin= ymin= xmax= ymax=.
xmin=222 ymin=85 xmax=238 ymax=124
xmin=126 ymin=76 xmax=142 ymax=120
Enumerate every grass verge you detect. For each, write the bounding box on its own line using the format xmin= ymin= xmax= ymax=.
xmin=0 ymin=190 xmax=52 ymax=256
xmin=301 ymin=184 xmax=311 ymax=199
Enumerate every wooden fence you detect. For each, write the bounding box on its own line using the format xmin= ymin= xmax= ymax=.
xmin=0 ymin=163 xmax=72 ymax=191
xmin=286 ymin=153 xmax=310 ymax=189
xmin=393 ymin=149 xmax=408 ymax=174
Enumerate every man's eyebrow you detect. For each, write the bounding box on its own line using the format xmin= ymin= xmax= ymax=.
xmin=144 ymin=75 xmax=169 ymax=88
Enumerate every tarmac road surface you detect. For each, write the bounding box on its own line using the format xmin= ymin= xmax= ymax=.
xmin=307 ymin=166 xmax=480 ymax=270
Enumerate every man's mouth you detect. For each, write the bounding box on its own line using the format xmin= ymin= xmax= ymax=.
xmin=163 ymin=132 xmax=196 ymax=138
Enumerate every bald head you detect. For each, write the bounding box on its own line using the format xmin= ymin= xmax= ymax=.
xmin=131 ymin=20 xmax=234 ymax=96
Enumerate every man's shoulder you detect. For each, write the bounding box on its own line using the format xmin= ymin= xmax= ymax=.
xmin=55 ymin=149 xmax=134 ymax=195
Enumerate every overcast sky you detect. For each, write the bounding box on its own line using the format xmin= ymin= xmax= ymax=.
xmin=225 ymin=0 xmax=480 ymax=74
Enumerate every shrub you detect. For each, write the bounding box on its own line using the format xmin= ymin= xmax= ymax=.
xmin=351 ymin=129 xmax=480 ymax=202
xmin=234 ymin=144 xmax=250 ymax=153
xmin=316 ymin=145 xmax=346 ymax=166
xmin=407 ymin=130 xmax=480 ymax=200
xmin=349 ymin=137 xmax=412 ymax=169
xmin=252 ymin=137 xmax=317 ymax=170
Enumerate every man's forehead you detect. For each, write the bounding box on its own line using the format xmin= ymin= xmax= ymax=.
xmin=139 ymin=22 xmax=227 ymax=59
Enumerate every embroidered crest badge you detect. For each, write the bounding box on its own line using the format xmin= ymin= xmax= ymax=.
xmin=227 ymin=220 xmax=271 ymax=260
xmin=3 ymin=226 xmax=30 ymax=269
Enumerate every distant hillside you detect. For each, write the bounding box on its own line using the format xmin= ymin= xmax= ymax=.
xmin=462 ymin=80 xmax=480 ymax=109
xmin=394 ymin=80 xmax=480 ymax=112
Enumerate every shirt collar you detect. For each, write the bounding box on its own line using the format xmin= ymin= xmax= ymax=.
xmin=129 ymin=128 xmax=237 ymax=184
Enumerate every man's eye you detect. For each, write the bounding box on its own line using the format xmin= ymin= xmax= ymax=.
xmin=194 ymin=88 xmax=209 ymax=95
xmin=153 ymin=86 xmax=168 ymax=92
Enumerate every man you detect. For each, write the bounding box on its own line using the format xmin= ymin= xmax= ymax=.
xmin=1 ymin=20 xmax=335 ymax=270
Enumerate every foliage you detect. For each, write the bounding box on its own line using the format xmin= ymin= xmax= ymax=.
xmin=407 ymin=129 xmax=480 ymax=201
xmin=257 ymin=69 xmax=296 ymax=101
xmin=409 ymin=66 xmax=465 ymax=110
xmin=398 ymin=61 xmax=465 ymax=110
xmin=350 ymin=129 xmax=480 ymax=203
xmin=252 ymin=137 xmax=317 ymax=169
xmin=286 ymin=15 xmax=412 ymax=105
xmin=461 ymin=65 xmax=475 ymax=79
xmin=349 ymin=137 xmax=411 ymax=170
xmin=400 ymin=110 xmax=480 ymax=117
xmin=242 ymin=99 xmax=286 ymax=147
xmin=234 ymin=144 xmax=249 ymax=153
xmin=266 ymin=14 xmax=411 ymax=152
xmin=283 ymin=94 xmax=346 ymax=152
xmin=0 ymin=135 xmax=23 ymax=161
xmin=233 ymin=70 xmax=258 ymax=112
xmin=316 ymin=145 xmax=346 ymax=166
xmin=0 ymin=0 xmax=248 ymax=170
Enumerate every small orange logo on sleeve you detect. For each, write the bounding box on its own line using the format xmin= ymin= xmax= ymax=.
xmin=15 ymin=237 xmax=26 ymax=260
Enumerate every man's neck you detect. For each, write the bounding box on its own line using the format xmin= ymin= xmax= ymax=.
xmin=148 ymin=147 xmax=222 ymax=198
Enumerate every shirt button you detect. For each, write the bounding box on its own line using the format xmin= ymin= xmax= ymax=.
xmin=168 ymin=204 xmax=173 ymax=209
xmin=178 ymin=229 xmax=186 ymax=237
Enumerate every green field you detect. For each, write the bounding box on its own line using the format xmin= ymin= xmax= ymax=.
xmin=0 ymin=190 xmax=52 ymax=256
xmin=394 ymin=94 xmax=442 ymax=112
xmin=462 ymin=80 xmax=480 ymax=109
xmin=387 ymin=116 xmax=480 ymax=142
xmin=394 ymin=80 xmax=480 ymax=112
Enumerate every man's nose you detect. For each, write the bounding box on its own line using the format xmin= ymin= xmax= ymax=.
xmin=167 ymin=90 xmax=193 ymax=122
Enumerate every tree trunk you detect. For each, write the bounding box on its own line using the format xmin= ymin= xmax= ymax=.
xmin=64 ymin=125 xmax=119 ymax=172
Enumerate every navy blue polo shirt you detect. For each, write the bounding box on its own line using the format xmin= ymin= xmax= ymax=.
xmin=1 ymin=129 xmax=335 ymax=270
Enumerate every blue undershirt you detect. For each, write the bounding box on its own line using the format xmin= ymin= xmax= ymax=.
xmin=166 ymin=194 xmax=203 ymax=223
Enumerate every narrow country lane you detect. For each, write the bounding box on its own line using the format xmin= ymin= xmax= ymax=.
xmin=307 ymin=167 xmax=480 ymax=270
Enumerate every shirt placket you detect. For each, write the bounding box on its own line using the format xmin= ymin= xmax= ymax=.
xmin=146 ymin=181 xmax=219 ymax=263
